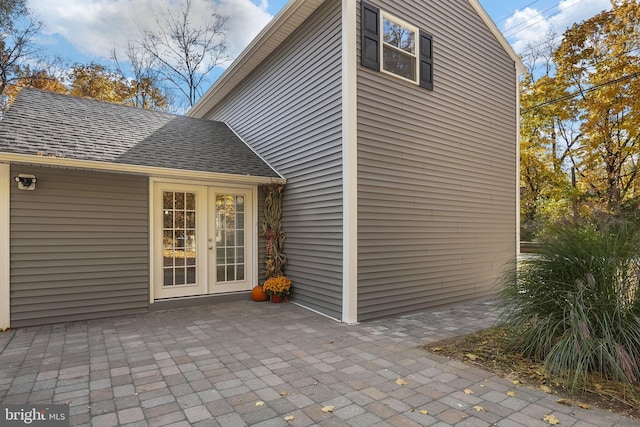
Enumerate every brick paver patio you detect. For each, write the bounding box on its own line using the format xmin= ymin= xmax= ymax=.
xmin=0 ymin=300 xmax=636 ymax=426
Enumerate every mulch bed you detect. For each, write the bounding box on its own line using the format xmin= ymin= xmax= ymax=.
xmin=421 ymin=327 xmax=640 ymax=420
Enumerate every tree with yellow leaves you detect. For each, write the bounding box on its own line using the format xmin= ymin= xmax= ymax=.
xmin=552 ymin=0 xmax=640 ymax=215
xmin=521 ymin=0 xmax=640 ymax=236
xmin=68 ymin=63 xmax=130 ymax=104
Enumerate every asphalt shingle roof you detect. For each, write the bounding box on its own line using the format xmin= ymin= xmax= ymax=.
xmin=0 ymin=88 xmax=280 ymax=178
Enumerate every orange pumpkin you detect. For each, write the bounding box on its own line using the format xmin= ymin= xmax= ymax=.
xmin=251 ymin=285 xmax=269 ymax=301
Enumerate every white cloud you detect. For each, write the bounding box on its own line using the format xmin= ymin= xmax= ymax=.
xmin=27 ymin=0 xmax=273 ymax=62
xmin=504 ymin=0 xmax=611 ymax=54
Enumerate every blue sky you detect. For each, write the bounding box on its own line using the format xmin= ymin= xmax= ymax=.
xmin=25 ymin=0 xmax=611 ymax=85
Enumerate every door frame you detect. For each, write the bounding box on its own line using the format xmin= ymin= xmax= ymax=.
xmin=149 ymin=177 xmax=258 ymax=302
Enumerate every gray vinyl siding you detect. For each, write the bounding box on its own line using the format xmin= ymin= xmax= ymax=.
xmin=10 ymin=166 xmax=149 ymax=327
xmin=357 ymin=0 xmax=518 ymax=320
xmin=205 ymin=0 xmax=344 ymax=320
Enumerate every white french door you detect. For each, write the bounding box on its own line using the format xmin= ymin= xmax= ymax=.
xmin=152 ymin=182 xmax=254 ymax=300
xmin=207 ymin=189 xmax=251 ymax=293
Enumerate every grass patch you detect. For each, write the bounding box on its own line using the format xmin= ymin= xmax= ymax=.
xmin=423 ymin=326 xmax=640 ymax=419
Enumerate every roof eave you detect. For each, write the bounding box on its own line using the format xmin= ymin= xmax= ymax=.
xmin=188 ymin=0 xmax=326 ymax=119
xmin=0 ymin=154 xmax=286 ymax=185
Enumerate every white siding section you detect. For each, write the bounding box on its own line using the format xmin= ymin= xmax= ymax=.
xmin=357 ymin=0 xmax=518 ymax=320
xmin=10 ymin=166 xmax=149 ymax=327
xmin=205 ymin=0 xmax=344 ymax=319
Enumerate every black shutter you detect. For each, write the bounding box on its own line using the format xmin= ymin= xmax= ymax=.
xmin=419 ymin=31 xmax=434 ymax=90
xmin=361 ymin=2 xmax=380 ymax=70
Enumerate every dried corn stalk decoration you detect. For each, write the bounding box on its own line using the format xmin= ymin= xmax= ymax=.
xmin=262 ymin=182 xmax=287 ymax=279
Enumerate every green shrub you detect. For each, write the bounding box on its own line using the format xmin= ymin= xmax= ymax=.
xmin=500 ymin=217 xmax=640 ymax=391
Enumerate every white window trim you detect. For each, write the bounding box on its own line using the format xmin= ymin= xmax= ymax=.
xmin=380 ymin=10 xmax=420 ymax=85
xmin=0 ymin=163 xmax=10 ymax=329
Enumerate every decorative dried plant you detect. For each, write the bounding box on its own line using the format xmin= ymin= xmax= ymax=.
xmin=262 ymin=182 xmax=286 ymax=279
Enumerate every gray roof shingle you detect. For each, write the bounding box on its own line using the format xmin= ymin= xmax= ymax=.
xmin=0 ymin=88 xmax=280 ymax=178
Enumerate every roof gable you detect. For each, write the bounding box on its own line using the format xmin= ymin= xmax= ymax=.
xmin=0 ymin=88 xmax=281 ymax=179
xmin=188 ymin=0 xmax=525 ymax=119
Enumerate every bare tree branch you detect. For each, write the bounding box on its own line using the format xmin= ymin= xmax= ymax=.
xmin=138 ymin=0 xmax=232 ymax=109
xmin=0 ymin=13 xmax=42 ymax=98
xmin=112 ymin=42 xmax=168 ymax=111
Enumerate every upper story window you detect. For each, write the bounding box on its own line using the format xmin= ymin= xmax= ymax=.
xmin=382 ymin=14 xmax=418 ymax=82
xmin=361 ymin=2 xmax=433 ymax=90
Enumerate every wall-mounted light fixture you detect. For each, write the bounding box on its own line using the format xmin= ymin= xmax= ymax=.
xmin=14 ymin=174 xmax=37 ymax=191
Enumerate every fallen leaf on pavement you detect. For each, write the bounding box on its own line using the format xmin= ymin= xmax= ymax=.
xmin=321 ymin=406 xmax=335 ymax=413
xmin=284 ymin=415 xmax=295 ymax=421
xmin=540 ymin=385 xmax=553 ymax=394
xmin=543 ymin=414 xmax=560 ymax=425
xmin=255 ymin=401 xmax=265 ymax=407
xmin=395 ymin=378 xmax=407 ymax=385
xmin=464 ymin=388 xmax=474 ymax=395
xmin=506 ymin=391 xmax=517 ymax=397
xmin=473 ymin=406 xmax=485 ymax=412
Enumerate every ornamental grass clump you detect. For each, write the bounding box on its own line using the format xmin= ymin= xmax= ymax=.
xmin=499 ymin=216 xmax=640 ymax=393
xmin=263 ymin=276 xmax=292 ymax=297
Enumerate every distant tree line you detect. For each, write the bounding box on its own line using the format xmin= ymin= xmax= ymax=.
xmin=0 ymin=0 xmax=231 ymax=113
xmin=519 ymin=0 xmax=640 ymax=239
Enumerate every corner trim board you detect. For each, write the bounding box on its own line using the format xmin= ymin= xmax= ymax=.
xmin=342 ymin=0 xmax=358 ymax=324
xmin=148 ymin=180 xmax=155 ymax=304
xmin=0 ymin=163 xmax=10 ymax=328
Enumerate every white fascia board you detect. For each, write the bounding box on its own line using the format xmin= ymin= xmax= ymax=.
xmin=341 ymin=0 xmax=358 ymax=324
xmin=467 ymin=0 xmax=526 ymax=76
xmin=224 ymin=123 xmax=286 ymax=180
xmin=0 ymin=154 xmax=285 ymax=185
xmin=0 ymin=163 xmax=10 ymax=329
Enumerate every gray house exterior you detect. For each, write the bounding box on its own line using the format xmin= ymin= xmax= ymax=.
xmin=0 ymin=89 xmax=282 ymax=327
xmin=189 ymin=0 xmax=525 ymax=322
xmin=0 ymin=0 xmax=523 ymax=328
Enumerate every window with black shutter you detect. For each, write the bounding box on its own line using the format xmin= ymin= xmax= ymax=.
xmin=361 ymin=2 xmax=380 ymax=70
xmin=419 ymin=32 xmax=433 ymax=90
xmin=360 ymin=2 xmax=434 ymax=90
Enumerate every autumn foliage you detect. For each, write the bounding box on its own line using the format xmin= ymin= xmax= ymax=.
xmin=520 ymin=0 xmax=640 ymax=238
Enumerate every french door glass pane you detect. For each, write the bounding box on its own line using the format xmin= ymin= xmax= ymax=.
xmin=163 ymin=191 xmax=197 ymax=287
xmin=215 ymin=194 xmax=246 ymax=283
